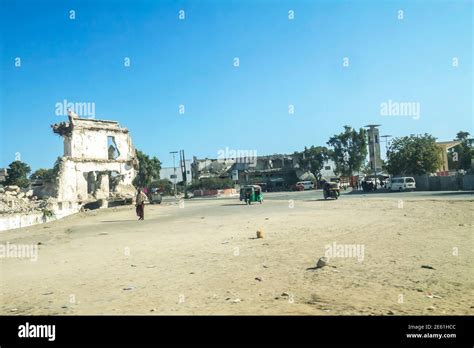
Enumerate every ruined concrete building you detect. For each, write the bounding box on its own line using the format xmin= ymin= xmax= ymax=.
xmin=50 ymin=115 xmax=138 ymax=211
xmin=0 ymin=115 xmax=138 ymax=231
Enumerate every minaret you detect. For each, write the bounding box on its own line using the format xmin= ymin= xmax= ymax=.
xmin=364 ymin=124 xmax=382 ymax=172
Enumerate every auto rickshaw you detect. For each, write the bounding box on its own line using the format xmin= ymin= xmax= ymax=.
xmin=322 ymin=181 xmax=340 ymax=199
xmin=239 ymin=185 xmax=263 ymax=205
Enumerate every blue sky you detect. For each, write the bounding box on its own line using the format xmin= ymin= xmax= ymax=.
xmin=0 ymin=0 xmax=472 ymax=170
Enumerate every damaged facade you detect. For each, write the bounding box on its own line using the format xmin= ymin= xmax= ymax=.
xmin=0 ymin=115 xmax=138 ymax=231
xmin=50 ymin=115 xmax=138 ymax=209
xmin=192 ymin=154 xmax=317 ymax=191
xmin=191 ymin=154 xmax=339 ymax=191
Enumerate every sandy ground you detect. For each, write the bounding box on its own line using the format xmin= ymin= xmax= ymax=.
xmin=0 ymin=192 xmax=473 ymax=315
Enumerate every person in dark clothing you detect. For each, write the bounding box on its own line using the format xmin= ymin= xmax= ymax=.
xmin=136 ymin=188 xmax=147 ymax=220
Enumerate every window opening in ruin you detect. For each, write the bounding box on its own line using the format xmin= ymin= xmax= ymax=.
xmin=109 ymin=171 xmax=121 ymax=192
xmin=87 ymin=172 xmax=96 ymax=194
xmin=107 ymin=136 xmax=120 ymax=160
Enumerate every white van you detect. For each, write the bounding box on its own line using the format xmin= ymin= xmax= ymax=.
xmin=389 ymin=177 xmax=416 ymax=191
xmin=296 ymin=181 xmax=315 ymax=190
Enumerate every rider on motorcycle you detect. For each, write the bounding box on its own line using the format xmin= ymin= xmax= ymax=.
xmin=321 ymin=178 xmax=340 ymax=199
xmin=321 ymin=179 xmax=330 ymax=196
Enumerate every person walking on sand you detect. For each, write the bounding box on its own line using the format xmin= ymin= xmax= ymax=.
xmin=136 ymin=188 xmax=147 ymax=220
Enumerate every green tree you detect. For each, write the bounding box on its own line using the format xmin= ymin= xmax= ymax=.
xmin=5 ymin=160 xmax=31 ymax=188
xmin=448 ymin=131 xmax=473 ymax=171
xmin=133 ymin=150 xmax=162 ymax=189
xmin=30 ymin=168 xmax=54 ymax=181
xmin=327 ymin=126 xmax=368 ymax=176
xmin=30 ymin=158 xmax=62 ymax=183
xmin=297 ymin=146 xmax=330 ymax=179
xmin=385 ymin=134 xmax=442 ymax=175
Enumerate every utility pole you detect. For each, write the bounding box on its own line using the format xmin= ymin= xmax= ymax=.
xmin=373 ymin=132 xmax=377 ymax=188
xmin=380 ymin=135 xmax=392 ymax=160
xmin=180 ymin=150 xmax=188 ymax=198
xmin=170 ymin=151 xmax=178 ymax=197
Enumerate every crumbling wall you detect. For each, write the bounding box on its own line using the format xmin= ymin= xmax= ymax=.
xmin=60 ymin=117 xmax=134 ymax=160
xmin=1 ymin=115 xmax=138 ymax=231
xmin=0 ymin=186 xmax=60 ymax=232
xmin=55 ymin=160 xmax=136 ymax=202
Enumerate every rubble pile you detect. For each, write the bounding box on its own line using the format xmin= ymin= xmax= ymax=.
xmin=0 ymin=185 xmax=53 ymax=215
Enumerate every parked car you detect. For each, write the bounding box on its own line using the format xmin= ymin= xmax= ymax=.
xmin=148 ymin=188 xmax=163 ymax=204
xmin=389 ymin=177 xmax=416 ymax=191
xmin=295 ymin=181 xmax=314 ymax=190
xmin=293 ymin=183 xmax=305 ymax=191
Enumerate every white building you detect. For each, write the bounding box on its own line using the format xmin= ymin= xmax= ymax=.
xmin=160 ymin=160 xmax=192 ymax=185
xmin=320 ymin=159 xmax=337 ymax=180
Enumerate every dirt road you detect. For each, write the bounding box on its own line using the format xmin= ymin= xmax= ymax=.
xmin=1 ymin=192 xmax=473 ymax=315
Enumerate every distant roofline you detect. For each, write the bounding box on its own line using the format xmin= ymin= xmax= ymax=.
xmin=436 ymin=140 xmax=461 ymax=146
xmin=70 ymin=116 xmax=119 ymax=125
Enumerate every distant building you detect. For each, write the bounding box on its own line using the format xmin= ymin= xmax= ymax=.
xmin=320 ymin=159 xmax=337 ymax=180
xmin=436 ymin=141 xmax=461 ymax=175
xmin=160 ymin=160 xmax=192 ymax=184
xmin=191 ymin=154 xmax=336 ymax=191
xmin=236 ymin=154 xmax=299 ymax=190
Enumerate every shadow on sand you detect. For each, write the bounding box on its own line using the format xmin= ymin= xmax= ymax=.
xmin=305 ymin=267 xmax=319 ymax=271
xmin=303 ymin=199 xmax=337 ymax=202
xmin=100 ymin=220 xmax=137 ymax=223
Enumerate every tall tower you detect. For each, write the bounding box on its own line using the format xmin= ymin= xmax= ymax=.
xmin=364 ymin=124 xmax=382 ymax=172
